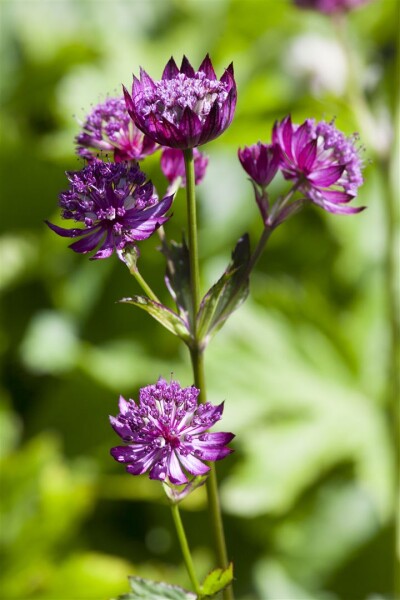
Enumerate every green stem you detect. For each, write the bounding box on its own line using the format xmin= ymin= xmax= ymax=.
xmin=130 ymin=268 xmax=161 ymax=304
xmin=184 ymin=149 xmax=234 ymax=600
xmin=170 ymin=502 xmax=202 ymax=596
xmin=245 ymin=182 xmax=301 ymax=278
xmin=183 ymin=149 xmax=201 ymax=323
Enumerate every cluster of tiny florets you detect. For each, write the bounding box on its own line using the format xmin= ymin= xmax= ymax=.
xmin=314 ymin=120 xmax=363 ymax=194
xmin=142 ymin=72 xmax=228 ymax=125
xmin=76 ymin=97 xmax=158 ymax=161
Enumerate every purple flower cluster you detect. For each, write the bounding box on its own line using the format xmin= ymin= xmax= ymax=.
xmin=46 ymin=161 xmax=172 ymax=259
xmin=239 ymin=115 xmax=364 ymax=217
xmin=161 ymin=148 xmax=209 ymax=187
xmin=110 ymin=378 xmax=234 ymax=485
xmin=273 ymin=116 xmax=364 ymax=214
xmin=294 ymin=0 xmax=369 ymax=13
xmin=123 ymin=55 xmax=237 ymax=149
xmin=76 ymin=96 xmax=158 ymax=162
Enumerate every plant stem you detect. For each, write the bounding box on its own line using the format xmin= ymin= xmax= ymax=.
xmin=246 ymin=182 xmax=301 ymax=278
xmin=184 ymin=149 xmax=234 ymax=600
xmin=170 ymin=502 xmax=202 ymax=596
xmin=130 ymin=268 xmax=161 ymax=304
xmin=184 ymin=149 xmax=201 ymax=323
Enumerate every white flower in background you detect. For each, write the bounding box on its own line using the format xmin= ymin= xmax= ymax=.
xmin=284 ymin=33 xmax=348 ymax=96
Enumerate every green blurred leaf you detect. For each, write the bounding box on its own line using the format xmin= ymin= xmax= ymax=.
xmin=162 ymin=237 xmax=194 ymax=327
xmin=197 ymin=235 xmax=250 ymax=346
xmin=118 ymin=576 xmax=196 ymax=600
xmin=120 ymin=296 xmax=192 ymax=343
xmin=200 ymin=563 xmax=233 ymax=598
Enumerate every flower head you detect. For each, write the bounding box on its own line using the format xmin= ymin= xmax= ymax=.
xmin=161 ymin=147 xmax=209 ymax=187
xmin=46 ymin=161 xmax=172 ymax=259
xmin=75 ymin=96 xmax=158 ymax=162
xmin=272 ymin=116 xmax=364 ymax=214
xmin=123 ymin=54 xmax=237 ymax=149
xmin=293 ymin=0 xmax=369 ymax=13
xmin=110 ymin=378 xmax=234 ymax=485
xmin=238 ymin=143 xmax=281 ymax=188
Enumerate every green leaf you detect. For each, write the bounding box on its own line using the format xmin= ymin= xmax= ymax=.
xmin=120 ymin=296 xmax=192 ymax=343
xmin=200 ymin=563 xmax=234 ymax=598
xmin=161 ymin=237 xmax=194 ymax=327
xmin=197 ymin=235 xmax=250 ymax=346
xmin=116 ymin=576 xmax=196 ymax=600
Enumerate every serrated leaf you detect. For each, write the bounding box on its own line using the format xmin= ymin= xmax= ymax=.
xmin=120 ymin=296 xmax=192 ymax=343
xmin=200 ymin=563 xmax=234 ymax=597
xmin=161 ymin=237 xmax=194 ymax=327
xmin=197 ymin=235 xmax=250 ymax=346
xmin=116 ymin=576 xmax=196 ymax=600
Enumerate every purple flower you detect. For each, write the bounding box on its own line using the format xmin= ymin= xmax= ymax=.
xmin=110 ymin=378 xmax=234 ymax=485
xmin=293 ymin=0 xmax=369 ymax=13
xmin=272 ymin=116 xmax=365 ymax=214
xmin=75 ymin=96 xmax=158 ymax=162
xmin=238 ymin=143 xmax=281 ymax=188
xmin=161 ymin=147 xmax=209 ymax=187
xmin=46 ymin=161 xmax=172 ymax=260
xmin=123 ymin=54 xmax=237 ymax=149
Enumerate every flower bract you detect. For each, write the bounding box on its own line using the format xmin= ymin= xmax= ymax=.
xmin=272 ymin=116 xmax=364 ymax=214
xmin=46 ymin=161 xmax=172 ymax=259
xmin=76 ymin=96 xmax=158 ymax=162
xmin=123 ymin=54 xmax=237 ymax=149
xmin=110 ymin=378 xmax=234 ymax=485
xmin=161 ymin=147 xmax=209 ymax=187
xmin=238 ymin=143 xmax=281 ymax=188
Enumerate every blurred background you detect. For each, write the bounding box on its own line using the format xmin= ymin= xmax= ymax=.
xmin=0 ymin=0 xmax=398 ymax=599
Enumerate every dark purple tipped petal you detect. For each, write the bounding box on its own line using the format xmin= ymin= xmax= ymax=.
xmin=122 ymin=85 xmax=135 ymax=114
xmin=308 ymin=165 xmax=345 ymax=186
xmin=69 ymin=228 xmax=106 ymax=254
xmin=201 ymin=99 xmax=221 ymax=144
xmin=46 ymin=220 xmax=87 ymax=238
xmin=199 ymin=54 xmax=217 ymax=80
xmin=180 ymin=55 xmax=196 ymax=77
xmin=177 ymin=452 xmax=210 ymax=476
xmin=180 ymin=107 xmax=202 ymax=146
xmin=298 ymin=138 xmax=318 ymax=171
xmin=162 ymin=57 xmax=180 ymax=80
xmin=168 ymin=451 xmax=188 ymax=484
xmin=321 ymin=190 xmax=355 ymax=203
xmin=139 ymin=67 xmax=156 ymax=91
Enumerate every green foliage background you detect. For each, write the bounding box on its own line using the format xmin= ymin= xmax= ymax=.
xmin=0 ymin=1 xmax=398 ymax=599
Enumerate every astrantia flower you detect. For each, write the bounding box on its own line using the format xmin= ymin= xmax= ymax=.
xmin=46 ymin=161 xmax=172 ymax=259
xmin=161 ymin=147 xmax=209 ymax=187
xmin=272 ymin=116 xmax=364 ymax=214
xmin=76 ymin=97 xmax=158 ymax=162
xmin=238 ymin=143 xmax=281 ymax=188
xmin=110 ymin=378 xmax=234 ymax=485
xmin=123 ymin=54 xmax=237 ymax=149
xmin=293 ymin=0 xmax=369 ymax=14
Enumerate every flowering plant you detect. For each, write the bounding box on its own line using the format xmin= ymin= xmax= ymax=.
xmin=47 ymin=46 xmax=367 ymax=599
